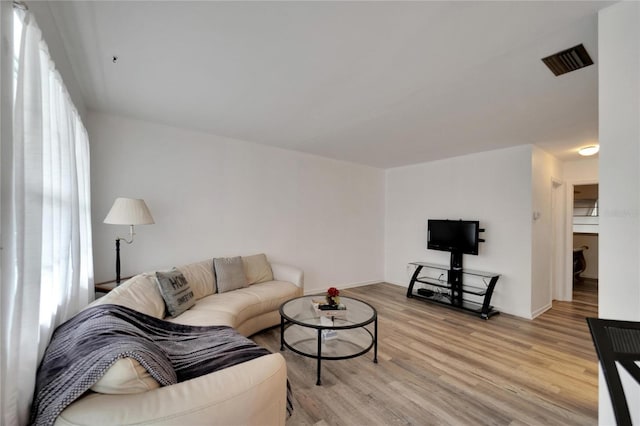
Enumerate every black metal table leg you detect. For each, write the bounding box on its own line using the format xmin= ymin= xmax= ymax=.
xmin=316 ymin=329 xmax=322 ymax=385
xmin=374 ymin=317 xmax=378 ymax=363
xmin=280 ymin=316 xmax=285 ymax=351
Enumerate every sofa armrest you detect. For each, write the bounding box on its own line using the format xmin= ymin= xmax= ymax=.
xmin=55 ymin=353 xmax=287 ymax=426
xmin=271 ymin=262 xmax=304 ymax=288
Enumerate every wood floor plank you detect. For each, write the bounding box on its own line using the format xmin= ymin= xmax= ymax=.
xmin=252 ymin=283 xmax=598 ymax=425
xmin=573 ymin=278 xmax=598 ymax=306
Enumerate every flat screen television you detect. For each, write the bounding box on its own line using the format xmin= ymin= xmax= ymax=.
xmin=427 ymin=219 xmax=480 ymax=256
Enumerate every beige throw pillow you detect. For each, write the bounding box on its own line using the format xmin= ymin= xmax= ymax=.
xmin=177 ymin=259 xmax=216 ymax=298
xmin=89 ymin=273 xmax=167 ymax=319
xmin=91 ymin=358 xmax=160 ymax=394
xmin=214 ymin=256 xmax=248 ymax=293
xmin=242 ymin=254 xmax=274 ymax=285
xmin=155 ymin=269 xmax=196 ymax=317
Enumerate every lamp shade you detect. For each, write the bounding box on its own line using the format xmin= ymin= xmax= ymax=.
xmin=104 ymin=198 xmax=155 ymax=225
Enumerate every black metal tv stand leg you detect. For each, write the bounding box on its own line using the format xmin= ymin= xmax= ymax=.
xmin=407 ymin=265 xmax=423 ymax=298
xmin=480 ymin=276 xmax=500 ymax=319
xmin=449 ymin=268 xmax=463 ymax=307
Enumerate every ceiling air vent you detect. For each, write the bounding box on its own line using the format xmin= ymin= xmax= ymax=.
xmin=541 ymin=44 xmax=593 ymax=76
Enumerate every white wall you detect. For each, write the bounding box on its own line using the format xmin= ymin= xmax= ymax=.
xmin=563 ymin=158 xmax=598 ymax=182
xmin=598 ymin=1 xmax=640 ymax=424
xmin=531 ymin=146 xmax=562 ymax=316
xmin=88 ymin=112 xmax=385 ymax=294
xmin=385 ymin=145 xmax=533 ymax=318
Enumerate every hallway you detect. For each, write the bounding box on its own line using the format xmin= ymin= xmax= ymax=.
xmin=573 ymin=278 xmax=598 ymax=306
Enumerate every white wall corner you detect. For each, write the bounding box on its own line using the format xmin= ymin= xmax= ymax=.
xmin=598 ymin=1 xmax=640 ymax=424
xmin=530 ymin=147 xmax=562 ymax=316
xmin=531 ymin=302 xmax=552 ymax=319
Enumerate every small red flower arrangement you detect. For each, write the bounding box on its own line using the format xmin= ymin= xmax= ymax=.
xmin=326 ymin=287 xmax=340 ymax=306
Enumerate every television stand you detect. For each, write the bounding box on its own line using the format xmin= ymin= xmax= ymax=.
xmin=406 ymin=262 xmax=500 ymax=319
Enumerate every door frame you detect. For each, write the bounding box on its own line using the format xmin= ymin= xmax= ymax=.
xmin=550 ymin=178 xmax=564 ymax=302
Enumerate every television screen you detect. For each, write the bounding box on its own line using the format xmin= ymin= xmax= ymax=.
xmin=427 ymin=219 xmax=479 ymax=255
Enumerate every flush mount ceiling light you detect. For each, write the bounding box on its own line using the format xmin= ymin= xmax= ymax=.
xmin=578 ymin=145 xmax=600 ymax=156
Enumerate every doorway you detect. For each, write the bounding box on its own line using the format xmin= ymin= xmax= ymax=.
xmin=571 ymin=183 xmax=599 ymax=306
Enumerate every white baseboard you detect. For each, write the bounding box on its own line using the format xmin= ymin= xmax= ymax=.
xmin=303 ymin=279 xmax=383 ymax=295
xmin=309 ymin=281 xmax=537 ymax=321
xmin=384 ymin=280 xmax=408 ymax=288
xmin=531 ymin=303 xmax=552 ymax=319
xmin=339 ymin=279 xmax=383 ymax=289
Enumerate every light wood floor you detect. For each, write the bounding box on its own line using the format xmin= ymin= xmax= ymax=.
xmin=252 ymin=283 xmax=599 ymax=426
xmin=573 ymin=278 xmax=598 ymax=306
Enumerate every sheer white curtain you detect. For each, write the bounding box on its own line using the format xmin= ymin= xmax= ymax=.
xmin=1 ymin=7 xmax=94 ymax=426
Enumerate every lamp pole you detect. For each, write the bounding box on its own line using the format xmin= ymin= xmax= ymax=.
xmin=115 ymin=238 xmax=121 ymax=284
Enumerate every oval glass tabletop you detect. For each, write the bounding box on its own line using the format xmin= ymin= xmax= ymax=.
xmin=279 ymin=295 xmax=377 ymax=329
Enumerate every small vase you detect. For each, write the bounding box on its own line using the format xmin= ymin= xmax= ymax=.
xmin=326 ymin=296 xmax=339 ymax=306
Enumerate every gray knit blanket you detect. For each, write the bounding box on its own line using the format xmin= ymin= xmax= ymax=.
xmin=31 ymin=304 xmax=292 ymax=426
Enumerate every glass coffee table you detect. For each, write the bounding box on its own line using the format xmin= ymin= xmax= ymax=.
xmin=279 ymin=295 xmax=377 ymax=385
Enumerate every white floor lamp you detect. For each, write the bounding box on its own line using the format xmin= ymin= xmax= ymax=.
xmin=104 ymin=197 xmax=155 ymax=284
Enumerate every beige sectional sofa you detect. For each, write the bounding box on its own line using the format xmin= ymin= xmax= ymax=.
xmin=54 ymin=256 xmax=303 ymax=426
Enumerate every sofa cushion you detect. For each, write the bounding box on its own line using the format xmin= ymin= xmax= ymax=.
xmin=242 ymin=254 xmax=274 ymax=285
xmin=181 ymin=290 xmax=260 ymax=328
xmin=156 ymin=269 xmax=196 ymax=317
xmin=91 ymin=358 xmax=159 ymax=394
xmin=214 ymin=257 xmax=248 ymax=293
xmin=235 ymin=280 xmax=303 ymax=316
xmin=177 ymin=259 xmax=216 ymax=299
xmin=165 ymin=307 xmax=236 ymax=328
xmin=169 ymin=280 xmax=301 ymax=329
xmin=90 ymin=273 xmax=166 ymax=319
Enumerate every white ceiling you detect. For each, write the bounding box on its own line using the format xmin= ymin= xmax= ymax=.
xmin=48 ymin=1 xmax=611 ymax=169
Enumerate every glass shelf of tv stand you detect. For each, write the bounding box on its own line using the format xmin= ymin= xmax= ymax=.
xmin=409 ymin=262 xmax=499 ymax=279
xmin=412 ymin=290 xmax=490 ymax=312
xmin=408 ymin=262 xmax=501 ymax=319
xmin=414 ymin=276 xmax=487 ymax=296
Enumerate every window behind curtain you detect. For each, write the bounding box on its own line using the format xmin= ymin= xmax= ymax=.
xmin=2 ymin=8 xmax=94 ymax=425
xmin=12 ymin=8 xmax=22 ymax=101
